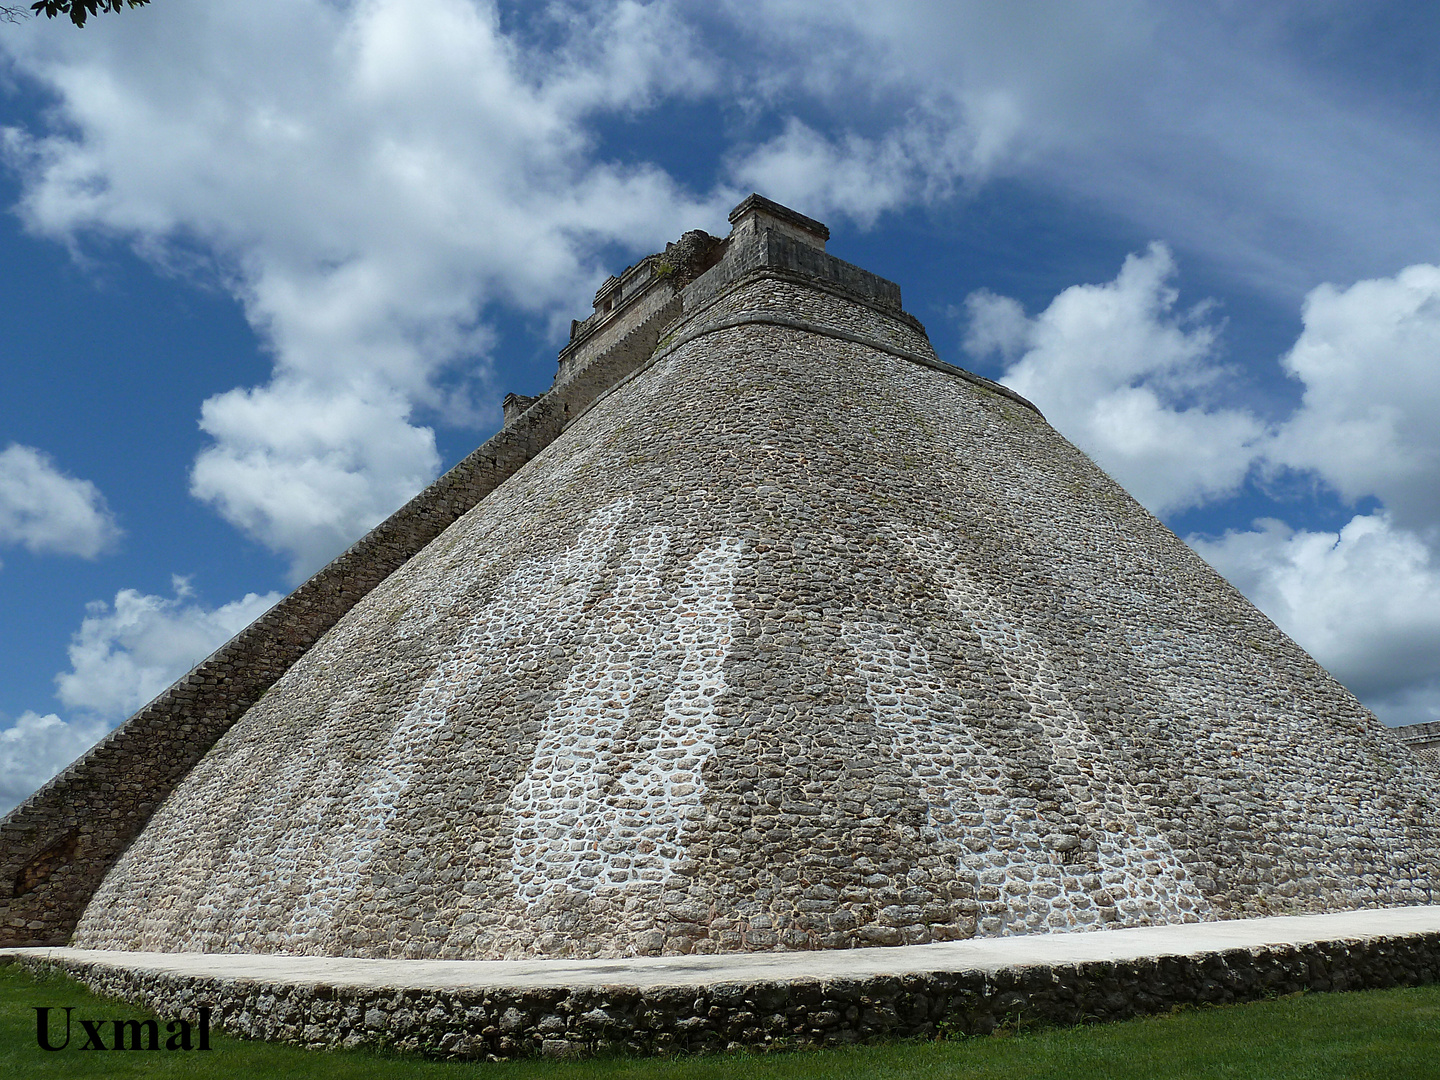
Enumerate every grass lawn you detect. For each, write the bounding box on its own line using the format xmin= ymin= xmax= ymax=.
xmin=2 ymin=960 xmax=1438 ymax=1079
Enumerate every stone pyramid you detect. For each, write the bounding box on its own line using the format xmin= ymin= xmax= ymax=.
xmin=3 ymin=196 xmax=1435 ymax=959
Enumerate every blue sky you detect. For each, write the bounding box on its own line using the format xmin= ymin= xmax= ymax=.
xmin=3 ymin=1 xmax=1440 ymax=812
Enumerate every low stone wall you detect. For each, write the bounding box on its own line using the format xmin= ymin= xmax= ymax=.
xmin=1396 ymin=720 xmax=1440 ymax=765
xmin=11 ymin=931 xmax=1440 ymax=1060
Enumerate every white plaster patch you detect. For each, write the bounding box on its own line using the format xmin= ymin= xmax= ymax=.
xmin=196 ymin=498 xmax=636 ymax=949
xmin=843 ymin=618 xmax=1064 ymax=936
xmin=903 ymin=531 xmax=1213 ymax=930
xmin=508 ymin=536 xmax=742 ymax=905
xmin=605 ymin=537 xmax=742 ymax=882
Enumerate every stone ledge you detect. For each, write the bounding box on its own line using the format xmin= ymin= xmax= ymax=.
xmin=651 ymin=312 xmax=1044 ymax=418
xmin=7 ymin=907 xmax=1438 ymax=1061
xmin=728 ymin=193 xmax=830 ymax=243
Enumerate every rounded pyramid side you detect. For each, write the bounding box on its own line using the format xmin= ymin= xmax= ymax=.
xmin=74 ymin=275 xmax=1439 ymax=959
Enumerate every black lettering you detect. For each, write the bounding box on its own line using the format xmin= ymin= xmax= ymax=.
xmin=199 ymin=1006 xmax=211 ymax=1050
xmin=165 ymin=1018 xmax=193 ymax=1051
xmin=78 ymin=1018 xmax=107 ymax=1050
xmin=113 ymin=1018 xmax=159 ymax=1050
xmin=35 ymin=1007 xmax=73 ymax=1051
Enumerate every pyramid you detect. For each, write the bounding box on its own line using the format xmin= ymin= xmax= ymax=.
xmin=4 ymin=195 xmax=1435 ymax=960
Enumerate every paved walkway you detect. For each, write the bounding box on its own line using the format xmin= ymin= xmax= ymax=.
xmin=6 ymin=906 xmax=1439 ymax=992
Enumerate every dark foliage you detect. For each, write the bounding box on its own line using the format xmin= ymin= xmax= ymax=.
xmin=29 ymin=0 xmax=151 ymax=28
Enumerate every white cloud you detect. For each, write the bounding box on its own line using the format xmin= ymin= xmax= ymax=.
xmin=720 ymin=0 xmax=1137 ymax=174
xmin=0 ymin=711 xmax=110 ymax=816
xmin=969 ymin=253 xmax=1440 ymax=727
xmin=726 ymin=110 xmax=989 ymax=227
xmin=1269 ymin=264 xmax=1440 ymax=535
xmin=966 ymin=243 xmax=1267 ymax=515
xmin=0 ymin=576 xmax=281 ymax=813
xmin=708 ymin=2 xmax=1440 ymax=296
xmin=969 ymin=253 xmax=1440 ymax=532
xmin=1190 ymin=514 xmax=1440 ymax=726
xmin=0 ymin=443 xmax=120 ymax=562
xmin=55 ymin=577 xmax=281 ymax=720
xmin=1204 ymin=263 xmax=1440 ymax=727
xmin=189 ymin=379 xmax=440 ymax=577
xmin=962 ymin=289 xmax=1028 ymax=360
xmin=1 ymin=0 xmax=728 ymax=577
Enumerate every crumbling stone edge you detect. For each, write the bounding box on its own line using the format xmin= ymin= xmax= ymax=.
xmin=6 ymin=931 xmax=1438 ymax=1061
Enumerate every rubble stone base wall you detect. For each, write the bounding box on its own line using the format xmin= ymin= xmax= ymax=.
xmin=13 ymin=931 xmax=1440 ymax=1061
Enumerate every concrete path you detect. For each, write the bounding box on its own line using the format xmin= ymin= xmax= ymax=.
xmin=6 ymin=906 xmax=1439 ymax=992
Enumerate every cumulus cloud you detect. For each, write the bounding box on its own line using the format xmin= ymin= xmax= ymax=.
xmin=966 ymin=243 xmax=1266 ymax=515
xmin=55 ymin=577 xmax=281 ymax=720
xmin=1269 ymin=264 xmax=1440 ymax=535
xmin=0 ymin=576 xmax=280 ymax=812
xmin=1190 ymin=514 xmax=1440 ymax=726
xmin=190 ymin=379 xmax=440 ymax=576
xmin=0 ymin=711 xmax=110 ymax=816
xmin=970 ymin=252 xmax=1440 ymax=534
xmin=1190 ymin=262 xmax=1440 ymax=727
xmin=0 ymin=443 xmax=120 ymax=563
xmin=969 ymin=252 xmax=1440 ymax=724
xmin=1 ymin=0 xmax=728 ymax=578
xmin=717 ymin=1 xmax=1440 ymax=295
xmin=726 ymin=110 xmax=995 ymax=227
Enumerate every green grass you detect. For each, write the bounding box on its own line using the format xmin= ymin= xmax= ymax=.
xmin=3 ymin=960 xmax=1438 ymax=1079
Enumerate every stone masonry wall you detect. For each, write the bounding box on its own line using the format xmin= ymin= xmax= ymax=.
xmin=1396 ymin=721 xmax=1440 ymax=765
xmin=69 ymin=270 xmax=1440 ymax=962
xmin=13 ymin=930 xmax=1440 ymax=1060
xmin=557 ymin=279 xmax=682 ymax=385
xmin=9 ymin=192 xmax=1434 ymax=959
xmin=683 ymin=216 xmax=901 ymax=314
xmin=676 ymin=271 xmax=932 ymax=358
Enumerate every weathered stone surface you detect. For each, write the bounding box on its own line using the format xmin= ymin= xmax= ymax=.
xmin=3 ymin=193 xmax=1435 ymax=958
xmin=72 ymin=238 xmax=1440 ymax=959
